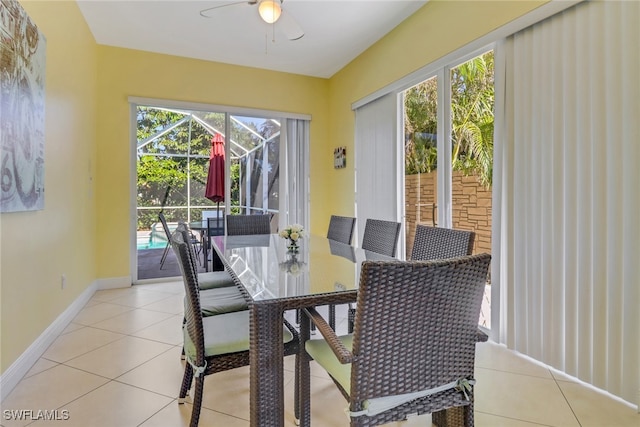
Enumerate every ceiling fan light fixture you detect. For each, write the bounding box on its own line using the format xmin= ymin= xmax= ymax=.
xmin=258 ymin=0 xmax=282 ymax=24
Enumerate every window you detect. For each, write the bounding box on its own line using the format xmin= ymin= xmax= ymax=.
xmin=403 ymin=49 xmax=494 ymax=328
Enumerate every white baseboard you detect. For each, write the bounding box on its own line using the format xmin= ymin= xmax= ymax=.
xmin=97 ymin=276 xmax=132 ymax=290
xmin=0 ymin=280 xmax=98 ymax=401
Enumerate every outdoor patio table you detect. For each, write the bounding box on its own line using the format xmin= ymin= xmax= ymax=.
xmin=210 ymin=233 xmax=391 ymax=427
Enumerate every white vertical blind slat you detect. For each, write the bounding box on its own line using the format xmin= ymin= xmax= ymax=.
xmin=354 ymin=93 xmax=399 ymax=246
xmin=497 ymin=0 xmax=639 ymax=406
xmin=620 ymin=0 xmax=640 ymax=403
xmin=283 ymin=119 xmax=310 ymax=230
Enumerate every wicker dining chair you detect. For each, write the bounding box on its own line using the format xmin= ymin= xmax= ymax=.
xmin=298 ymin=254 xmax=491 ymax=427
xmin=361 ymin=218 xmax=401 ymax=257
xmin=411 ymin=224 xmax=475 ymax=261
xmin=343 ymin=218 xmax=401 ymax=333
xmin=226 ymin=214 xmax=271 ymax=235
xmin=175 ymin=223 xmax=248 ymax=364
xmin=171 ymin=230 xmax=299 ymax=427
xmin=323 ymin=215 xmax=357 ymax=329
xmin=175 ymin=223 xmax=238 ymax=292
xmin=327 ymin=215 xmax=356 ymax=244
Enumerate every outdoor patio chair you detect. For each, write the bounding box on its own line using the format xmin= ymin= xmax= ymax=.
xmin=159 ymin=212 xmax=201 ymax=270
xmin=158 ymin=212 xmax=174 ymax=270
xmin=171 ymin=230 xmax=299 ymax=427
xmin=207 ymin=217 xmax=226 ymax=271
xmin=298 ymin=254 xmax=491 ymax=427
xmin=411 ymin=224 xmax=475 ymax=261
xmin=226 ymin=214 xmax=271 ymax=235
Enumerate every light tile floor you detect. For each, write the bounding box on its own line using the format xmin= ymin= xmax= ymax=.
xmin=2 ymin=281 xmax=638 ymax=427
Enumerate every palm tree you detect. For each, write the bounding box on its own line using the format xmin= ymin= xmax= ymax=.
xmin=451 ymin=51 xmax=494 ymax=187
xmin=404 ymin=51 xmax=494 ymax=187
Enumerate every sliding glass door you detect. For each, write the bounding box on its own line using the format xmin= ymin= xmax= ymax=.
xmin=403 ymin=49 xmax=494 ymax=327
xmin=228 ymin=115 xmax=280 ymax=229
xmin=132 ymin=101 xmax=308 ymax=283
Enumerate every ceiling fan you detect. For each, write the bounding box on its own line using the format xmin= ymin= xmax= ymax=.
xmin=200 ymin=0 xmax=305 ymax=41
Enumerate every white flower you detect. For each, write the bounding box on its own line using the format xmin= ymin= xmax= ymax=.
xmin=280 ymin=224 xmax=305 ymax=241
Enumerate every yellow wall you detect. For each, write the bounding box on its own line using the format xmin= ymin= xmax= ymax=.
xmin=1 ymin=0 xmax=548 ymax=375
xmin=319 ymin=0 xmax=547 ymax=233
xmin=94 ymin=48 xmax=329 ymax=279
xmin=1 ymin=1 xmax=98 ymax=372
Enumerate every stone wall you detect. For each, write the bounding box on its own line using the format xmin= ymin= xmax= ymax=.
xmin=405 ymin=171 xmax=492 ymax=258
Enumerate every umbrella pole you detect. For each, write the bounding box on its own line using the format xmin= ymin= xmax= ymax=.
xmin=217 ymin=201 xmax=221 ymax=232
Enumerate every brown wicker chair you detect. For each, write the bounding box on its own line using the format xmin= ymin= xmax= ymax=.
xmin=411 ymin=224 xmax=475 ymax=260
xmin=298 ymin=254 xmax=491 ymax=427
xmin=361 ymin=218 xmax=401 ymax=257
xmin=344 ymin=218 xmax=401 ymax=333
xmin=317 ymin=215 xmax=357 ymax=329
xmin=170 ymin=230 xmax=299 ymax=427
xmin=327 ymin=215 xmax=356 ymax=244
xmin=175 ymin=223 xmax=238 ymax=292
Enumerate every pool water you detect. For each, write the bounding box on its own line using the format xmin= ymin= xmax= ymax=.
xmin=138 ymin=241 xmax=167 ymax=250
xmin=137 ymin=237 xmax=168 ymax=250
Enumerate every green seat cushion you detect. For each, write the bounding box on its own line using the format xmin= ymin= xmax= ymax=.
xmin=183 ymin=310 xmax=295 ymax=360
xmin=305 ymin=335 xmax=354 ymax=395
xmin=198 ymin=271 xmax=236 ymax=290
xmin=197 ymin=286 xmax=248 ymax=316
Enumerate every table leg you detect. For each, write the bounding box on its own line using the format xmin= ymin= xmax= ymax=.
xmin=298 ymin=309 xmax=311 ymax=427
xmin=250 ymin=302 xmax=285 ymax=427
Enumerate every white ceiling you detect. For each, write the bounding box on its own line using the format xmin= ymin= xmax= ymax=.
xmin=76 ymin=0 xmax=428 ymax=78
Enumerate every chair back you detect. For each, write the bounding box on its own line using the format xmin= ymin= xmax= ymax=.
xmin=158 ymin=211 xmax=171 ymax=240
xmin=176 ymin=223 xmax=200 ymax=274
xmin=350 ymin=254 xmax=491 ymax=413
xmin=326 ymin=215 xmax=356 ymax=244
xmin=170 ymin=230 xmax=205 ymax=366
xmin=361 ymin=219 xmax=401 ymax=257
xmin=411 ymin=224 xmax=475 ymax=261
xmin=226 ymin=214 xmax=271 ymax=235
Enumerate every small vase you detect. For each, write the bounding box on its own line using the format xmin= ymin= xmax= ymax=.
xmin=287 ymin=240 xmax=299 ymax=254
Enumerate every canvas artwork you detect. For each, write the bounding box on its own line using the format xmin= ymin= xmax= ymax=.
xmin=0 ymin=0 xmax=46 ymax=213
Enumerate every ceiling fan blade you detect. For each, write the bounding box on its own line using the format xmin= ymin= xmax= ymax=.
xmin=199 ymin=1 xmax=257 ymax=18
xmin=278 ymin=9 xmax=304 ymax=40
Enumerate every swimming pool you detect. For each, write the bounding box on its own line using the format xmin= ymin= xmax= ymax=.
xmin=136 ymin=234 xmax=168 ymax=250
xmin=137 ymin=241 xmax=168 ymax=250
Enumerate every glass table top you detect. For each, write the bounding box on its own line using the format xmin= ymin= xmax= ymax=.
xmin=210 ymin=234 xmax=391 ymax=301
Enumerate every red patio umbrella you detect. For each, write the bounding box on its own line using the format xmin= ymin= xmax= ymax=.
xmin=205 ymin=133 xmax=225 ymax=231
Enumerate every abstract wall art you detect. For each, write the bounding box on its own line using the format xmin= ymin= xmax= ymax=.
xmin=1 ymin=0 xmax=46 ymax=213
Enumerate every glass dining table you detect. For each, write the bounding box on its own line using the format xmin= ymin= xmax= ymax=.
xmin=209 ymin=233 xmax=391 ymax=427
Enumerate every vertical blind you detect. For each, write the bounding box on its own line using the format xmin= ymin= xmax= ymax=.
xmin=354 ymin=93 xmax=401 ymax=247
xmin=281 ymin=119 xmax=310 ymax=230
xmin=494 ymin=0 xmax=639 ymax=405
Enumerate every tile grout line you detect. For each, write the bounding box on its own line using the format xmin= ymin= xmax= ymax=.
xmin=550 ymin=370 xmax=584 ymax=427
